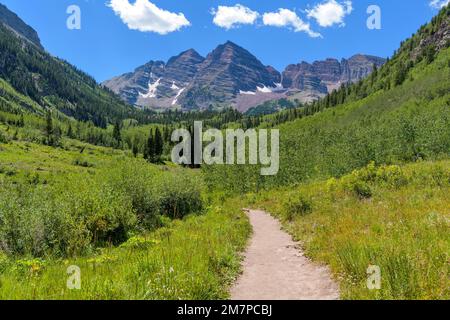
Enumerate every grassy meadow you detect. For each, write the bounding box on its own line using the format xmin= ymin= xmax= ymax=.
xmin=247 ymin=161 xmax=449 ymax=299
xmin=0 ymin=135 xmax=250 ymax=299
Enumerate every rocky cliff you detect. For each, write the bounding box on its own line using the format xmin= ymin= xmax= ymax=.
xmin=104 ymin=42 xmax=385 ymax=111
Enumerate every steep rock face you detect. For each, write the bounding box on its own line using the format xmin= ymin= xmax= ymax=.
xmin=282 ymin=55 xmax=386 ymax=93
xmin=0 ymin=3 xmax=42 ymax=49
xmin=179 ymin=41 xmax=281 ymax=109
xmin=164 ymin=49 xmax=205 ymax=85
xmin=104 ymin=41 xmax=385 ymax=111
xmin=103 ymin=61 xmax=165 ymax=105
xmin=282 ymin=62 xmax=328 ymax=94
xmin=312 ymin=58 xmax=342 ymax=84
xmin=102 ymin=49 xmax=205 ymax=108
xmin=411 ymin=8 xmax=450 ymax=59
xmin=341 ymin=54 xmax=386 ymax=83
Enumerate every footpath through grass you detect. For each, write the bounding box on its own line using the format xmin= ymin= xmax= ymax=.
xmin=248 ymin=160 xmax=449 ymax=300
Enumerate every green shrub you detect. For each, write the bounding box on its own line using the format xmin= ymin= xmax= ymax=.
xmin=107 ymin=163 xmax=161 ymax=228
xmin=72 ymin=158 xmax=95 ymax=168
xmin=0 ymin=251 xmax=9 ymax=273
xmin=158 ymin=174 xmax=204 ymax=219
xmin=0 ymin=131 xmax=9 ymax=143
xmin=375 ymin=165 xmax=408 ymax=188
xmin=0 ymin=160 xmax=205 ymax=258
xmin=119 ymin=236 xmax=160 ymax=250
xmin=283 ymin=193 xmax=313 ymax=220
xmin=12 ymin=258 xmax=46 ymax=277
xmin=352 ymin=181 xmax=373 ymax=199
xmin=0 ymin=176 xmax=137 ymax=257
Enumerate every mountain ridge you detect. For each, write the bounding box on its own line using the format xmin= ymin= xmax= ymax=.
xmin=0 ymin=3 xmax=42 ymax=49
xmin=104 ymin=41 xmax=385 ymax=112
xmin=0 ymin=3 xmax=144 ymax=127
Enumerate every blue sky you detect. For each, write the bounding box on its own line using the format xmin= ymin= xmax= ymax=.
xmin=1 ymin=0 xmax=447 ymax=82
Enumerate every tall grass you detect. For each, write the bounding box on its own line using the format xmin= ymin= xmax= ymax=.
xmin=0 ymin=199 xmax=250 ymax=300
xmin=252 ymin=161 xmax=449 ymax=299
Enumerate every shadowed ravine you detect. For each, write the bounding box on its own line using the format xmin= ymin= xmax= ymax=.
xmin=231 ymin=209 xmax=339 ymax=300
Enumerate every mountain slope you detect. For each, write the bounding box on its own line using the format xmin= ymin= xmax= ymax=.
xmin=204 ymin=5 xmax=450 ymax=192
xmin=179 ymin=41 xmax=282 ymax=110
xmin=103 ymin=49 xmax=206 ymax=109
xmin=0 ymin=3 xmax=42 ymax=49
xmin=0 ymin=4 xmax=143 ymax=127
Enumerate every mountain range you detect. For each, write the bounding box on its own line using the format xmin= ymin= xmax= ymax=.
xmin=0 ymin=2 xmax=386 ymax=117
xmin=103 ymin=42 xmax=385 ymax=112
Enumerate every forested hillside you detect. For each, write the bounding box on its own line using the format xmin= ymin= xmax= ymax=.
xmin=204 ymin=7 xmax=450 ymax=193
xmin=0 ymin=16 xmax=148 ymax=127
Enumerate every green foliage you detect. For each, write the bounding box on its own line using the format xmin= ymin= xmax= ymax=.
xmin=204 ymin=47 xmax=450 ymax=193
xmin=119 ymin=236 xmax=160 ymax=250
xmin=0 ymin=200 xmax=250 ymax=300
xmin=283 ymin=193 xmax=313 ymax=220
xmin=0 ymin=140 xmax=204 ymax=257
xmin=72 ymin=158 xmax=95 ymax=168
xmin=112 ymin=120 xmax=122 ymax=147
xmin=0 ymin=23 xmax=141 ymax=126
xmin=253 ymin=160 xmax=450 ymax=300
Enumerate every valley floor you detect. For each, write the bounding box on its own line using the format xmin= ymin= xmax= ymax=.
xmin=0 ymin=135 xmax=448 ymax=300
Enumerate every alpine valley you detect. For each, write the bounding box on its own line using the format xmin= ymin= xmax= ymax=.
xmin=0 ymin=1 xmax=449 ymax=302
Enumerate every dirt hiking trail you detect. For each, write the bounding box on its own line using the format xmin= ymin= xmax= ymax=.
xmin=230 ymin=209 xmax=339 ymax=300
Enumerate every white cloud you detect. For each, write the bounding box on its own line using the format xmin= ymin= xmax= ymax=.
xmin=211 ymin=4 xmax=259 ymax=30
xmin=429 ymin=0 xmax=450 ymax=8
xmin=108 ymin=0 xmax=190 ymax=35
xmin=307 ymin=0 xmax=353 ymax=27
xmin=262 ymin=9 xmax=322 ymax=38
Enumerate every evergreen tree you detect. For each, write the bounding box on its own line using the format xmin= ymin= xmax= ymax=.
xmin=371 ymin=64 xmax=378 ymax=85
xmin=113 ymin=120 xmax=122 ymax=147
xmin=67 ymin=124 xmax=74 ymax=138
xmin=18 ymin=114 xmax=25 ymax=127
xmin=144 ymin=129 xmax=155 ymax=162
xmin=154 ymin=127 xmax=164 ymax=163
xmin=424 ymin=45 xmax=436 ymax=64
xmin=132 ymin=140 xmax=139 ymax=158
xmin=45 ymin=110 xmax=54 ymax=146
xmin=394 ymin=62 xmax=407 ymax=86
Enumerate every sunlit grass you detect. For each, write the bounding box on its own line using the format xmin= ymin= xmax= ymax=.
xmin=251 ymin=161 xmax=449 ymax=300
xmin=0 ymin=201 xmax=250 ymax=300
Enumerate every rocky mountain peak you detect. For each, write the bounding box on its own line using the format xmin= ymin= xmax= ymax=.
xmin=167 ymin=49 xmax=204 ymax=66
xmin=104 ymin=41 xmax=385 ymax=111
xmin=177 ymin=41 xmax=282 ymax=109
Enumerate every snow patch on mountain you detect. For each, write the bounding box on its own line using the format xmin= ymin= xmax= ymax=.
xmin=257 ymin=85 xmax=272 ymax=93
xmin=140 ymin=78 xmax=161 ymax=99
xmin=172 ymin=87 xmax=186 ymax=106
xmin=239 ymin=90 xmax=256 ymax=95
